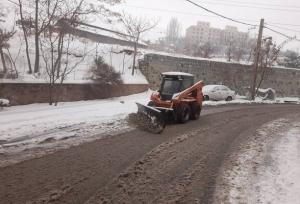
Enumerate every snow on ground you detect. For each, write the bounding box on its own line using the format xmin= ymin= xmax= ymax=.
xmin=0 ymin=98 xmax=9 ymax=106
xmin=0 ymin=91 xmax=150 ymax=164
xmin=214 ymin=116 xmax=300 ymax=204
xmin=203 ymin=96 xmax=299 ymax=106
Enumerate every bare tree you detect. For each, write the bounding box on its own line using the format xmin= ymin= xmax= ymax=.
xmin=233 ymin=48 xmax=244 ymax=62
xmin=17 ymin=0 xmax=121 ymax=75
xmin=0 ymin=29 xmax=15 ymax=74
xmin=38 ymin=0 xmax=122 ymax=105
xmin=254 ymin=37 xmax=280 ymax=94
xmin=120 ymin=13 xmax=158 ymax=75
xmin=6 ymin=41 xmax=22 ymax=79
xmin=40 ymin=31 xmax=88 ymax=105
xmin=226 ymin=40 xmax=235 ymax=62
xmin=165 ymin=18 xmax=181 ymax=46
xmin=33 ymin=0 xmax=62 ymax=73
xmin=17 ymin=0 xmax=34 ymax=73
xmin=38 ymin=0 xmax=85 ymax=105
xmin=195 ymin=42 xmax=216 ymax=58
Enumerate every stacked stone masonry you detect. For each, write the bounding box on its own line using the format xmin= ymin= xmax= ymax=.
xmin=0 ymin=83 xmax=148 ymax=106
xmin=139 ymin=53 xmax=300 ymax=97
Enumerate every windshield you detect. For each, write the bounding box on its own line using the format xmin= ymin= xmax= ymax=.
xmin=161 ymin=79 xmax=181 ymax=95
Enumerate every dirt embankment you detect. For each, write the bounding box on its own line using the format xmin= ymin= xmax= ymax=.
xmin=0 ymin=104 xmax=299 ymax=204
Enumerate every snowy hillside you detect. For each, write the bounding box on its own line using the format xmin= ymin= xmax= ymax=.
xmin=0 ymin=1 xmax=148 ymax=84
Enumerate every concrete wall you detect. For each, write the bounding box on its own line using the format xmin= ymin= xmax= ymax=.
xmin=139 ymin=53 xmax=300 ymax=97
xmin=0 ymin=83 xmax=148 ymax=106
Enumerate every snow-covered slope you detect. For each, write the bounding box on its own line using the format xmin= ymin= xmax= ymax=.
xmin=0 ymin=1 xmax=148 ymax=85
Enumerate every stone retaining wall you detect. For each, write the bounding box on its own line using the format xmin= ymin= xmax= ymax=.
xmin=139 ymin=53 xmax=300 ymax=97
xmin=0 ymin=83 xmax=148 ymax=106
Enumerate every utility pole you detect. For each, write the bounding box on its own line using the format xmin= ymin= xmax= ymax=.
xmin=251 ymin=18 xmax=264 ymax=100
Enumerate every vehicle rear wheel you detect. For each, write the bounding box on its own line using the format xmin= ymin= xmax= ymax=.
xmin=204 ymin=95 xmax=209 ymax=101
xmin=226 ymin=96 xmax=233 ymax=101
xmin=190 ymin=102 xmax=201 ymax=120
xmin=176 ymin=103 xmax=191 ymax=123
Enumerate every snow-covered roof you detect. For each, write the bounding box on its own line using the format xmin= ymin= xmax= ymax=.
xmin=162 ymin=72 xmax=193 ymax=77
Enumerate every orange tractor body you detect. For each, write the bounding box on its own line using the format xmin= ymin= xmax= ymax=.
xmin=135 ymin=72 xmax=204 ymax=133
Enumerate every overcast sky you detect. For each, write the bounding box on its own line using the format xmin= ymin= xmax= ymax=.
xmin=115 ymin=0 xmax=300 ymax=50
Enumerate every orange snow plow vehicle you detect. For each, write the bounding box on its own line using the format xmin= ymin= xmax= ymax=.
xmin=130 ymin=72 xmax=204 ymax=133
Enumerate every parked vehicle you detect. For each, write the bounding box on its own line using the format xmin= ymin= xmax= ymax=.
xmin=203 ymin=85 xmax=235 ymax=101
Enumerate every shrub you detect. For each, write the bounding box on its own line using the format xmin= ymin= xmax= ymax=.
xmin=89 ymin=56 xmax=122 ymax=84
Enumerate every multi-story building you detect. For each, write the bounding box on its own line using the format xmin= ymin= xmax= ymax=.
xmin=185 ymin=21 xmax=249 ymax=47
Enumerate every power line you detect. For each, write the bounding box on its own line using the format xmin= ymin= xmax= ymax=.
xmin=129 ymin=0 xmax=300 ymax=9
xmin=205 ymin=0 xmax=300 ymax=9
xmin=123 ymin=4 xmax=300 ymax=28
xmin=266 ymin=22 xmax=300 ymax=28
xmin=264 ymin=26 xmax=299 ymax=40
xmin=265 ymin=23 xmax=300 ymax=35
xmin=184 ymin=0 xmax=300 ymax=42
xmin=123 ymin=4 xmax=257 ymax=23
xmin=194 ymin=0 xmax=300 ymax=13
xmin=184 ymin=0 xmax=257 ymax=27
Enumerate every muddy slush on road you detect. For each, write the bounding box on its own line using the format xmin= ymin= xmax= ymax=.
xmin=0 ymin=104 xmax=299 ymax=204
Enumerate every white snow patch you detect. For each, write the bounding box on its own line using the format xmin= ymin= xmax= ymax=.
xmin=0 ymin=99 xmax=10 ymax=106
xmin=162 ymin=72 xmax=193 ymax=76
xmin=214 ymin=116 xmax=300 ymax=204
xmin=253 ymin=126 xmax=300 ymax=204
xmin=0 ymin=91 xmax=151 ymax=158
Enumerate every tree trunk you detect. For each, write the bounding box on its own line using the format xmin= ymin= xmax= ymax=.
xmin=48 ymin=83 xmax=53 ymax=105
xmin=18 ymin=0 xmax=32 ymax=74
xmin=0 ymin=48 xmax=7 ymax=73
xmin=55 ymin=33 xmax=64 ymax=79
xmin=34 ymin=0 xmax=40 ymax=73
xmin=122 ymin=52 xmax=125 ymax=74
xmin=132 ymin=34 xmax=139 ymax=76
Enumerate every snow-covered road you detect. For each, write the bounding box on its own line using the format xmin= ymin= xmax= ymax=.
xmin=0 ymin=92 xmax=298 ymax=166
xmin=214 ymin=115 xmax=300 ymax=204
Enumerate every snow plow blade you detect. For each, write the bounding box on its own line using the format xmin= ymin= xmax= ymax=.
xmin=128 ymin=103 xmax=166 ymax=134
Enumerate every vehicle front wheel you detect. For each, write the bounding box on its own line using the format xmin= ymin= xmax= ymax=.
xmin=176 ymin=103 xmax=191 ymax=123
xmin=190 ymin=102 xmax=201 ymax=120
xmin=226 ymin=96 xmax=233 ymax=101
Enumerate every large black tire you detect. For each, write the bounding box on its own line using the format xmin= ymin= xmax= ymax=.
xmin=225 ymin=96 xmax=233 ymax=101
xmin=204 ymin=95 xmax=209 ymax=101
xmin=176 ymin=103 xmax=191 ymax=123
xmin=190 ymin=102 xmax=201 ymax=120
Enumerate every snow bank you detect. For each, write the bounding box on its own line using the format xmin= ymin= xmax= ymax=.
xmin=0 ymin=91 xmax=151 ymax=160
xmin=214 ymin=116 xmax=300 ymax=204
xmin=0 ymin=99 xmax=10 ymax=107
xmin=203 ymin=96 xmax=300 ymax=106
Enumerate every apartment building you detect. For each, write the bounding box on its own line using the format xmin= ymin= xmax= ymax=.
xmin=185 ymin=21 xmax=248 ymax=47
